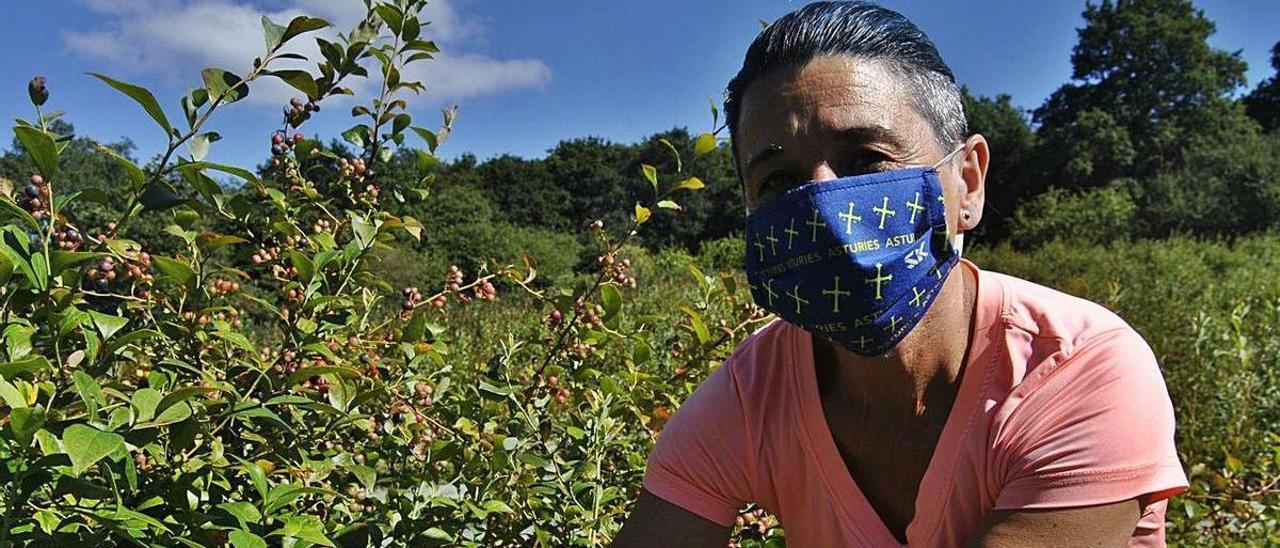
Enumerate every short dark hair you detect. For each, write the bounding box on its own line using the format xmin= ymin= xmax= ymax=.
xmin=724 ymin=1 xmax=967 ymax=163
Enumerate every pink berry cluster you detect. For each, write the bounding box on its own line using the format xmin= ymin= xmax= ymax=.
xmin=311 ymin=218 xmax=333 ymax=235
xmin=543 ymin=375 xmax=571 ymax=405
xmin=85 ymin=253 xmax=153 ymax=298
xmin=270 ymin=130 xmax=304 ymax=158
xmin=337 ymin=157 xmax=369 ymax=180
xmin=17 ymin=174 xmax=49 ymax=220
xmin=731 ymin=507 xmax=779 ymax=541
xmin=596 ymin=251 xmax=637 ymax=288
xmin=207 ymin=277 xmax=240 ymax=297
xmin=283 ymin=97 xmax=319 ymax=127
xmin=250 ymin=244 xmax=281 ymax=265
xmin=401 ymin=286 xmax=424 ymax=311
xmin=54 ymin=226 xmax=83 ymax=251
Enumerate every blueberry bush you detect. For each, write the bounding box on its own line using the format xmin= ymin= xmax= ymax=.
xmin=0 ymin=2 xmax=767 ymax=545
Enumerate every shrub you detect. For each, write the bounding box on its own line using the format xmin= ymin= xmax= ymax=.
xmin=1007 ymin=183 xmax=1136 ymax=247
xmin=0 ymin=4 xmax=754 ymax=546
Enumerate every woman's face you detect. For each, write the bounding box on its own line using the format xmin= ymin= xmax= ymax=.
xmin=735 ymin=55 xmax=982 ymax=239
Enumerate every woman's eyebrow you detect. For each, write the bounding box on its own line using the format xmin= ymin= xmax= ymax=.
xmin=835 ymin=125 xmax=911 ymax=154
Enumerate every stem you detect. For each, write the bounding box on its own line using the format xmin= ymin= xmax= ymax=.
xmin=106 ymin=53 xmax=278 ymax=241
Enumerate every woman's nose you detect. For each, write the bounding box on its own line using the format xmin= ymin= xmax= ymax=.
xmin=810 ymin=161 xmax=839 ymax=183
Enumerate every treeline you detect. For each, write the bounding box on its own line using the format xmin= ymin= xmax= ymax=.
xmin=3 ymin=0 xmax=1279 ymax=284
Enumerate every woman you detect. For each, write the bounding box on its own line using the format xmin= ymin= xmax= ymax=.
xmin=613 ymin=2 xmax=1188 ymax=546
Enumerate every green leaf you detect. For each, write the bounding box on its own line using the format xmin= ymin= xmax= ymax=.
xmin=350 ymin=464 xmax=376 ymax=491
xmin=140 ymin=182 xmax=186 ymax=210
xmin=694 ymin=132 xmax=717 ymax=158
xmin=9 ymin=406 xmax=46 ymax=448
xmin=277 ymin=515 xmax=334 ymax=547
xmin=0 ymin=196 xmax=39 ymax=233
xmin=219 ymin=501 xmax=262 ymax=526
xmin=0 ymin=355 xmax=51 ymax=379
xmin=673 ymin=176 xmax=705 ymax=191
xmin=131 ymin=388 xmax=162 ymax=423
xmin=89 ymin=73 xmax=172 ymax=134
xmin=0 ymin=247 xmax=12 ymax=287
xmin=634 ymin=204 xmax=651 ymax=225
xmin=230 ymin=530 xmax=267 ymax=548
xmin=341 ymin=125 xmax=368 ymax=149
xmin=88 ymin=311 xmax=129 ymax=340
xmin=96 ymin=144 xmax=146 ymax=190
xmin=288 ymin=249 xmax=315 ymax=284
xmin=73 ymin=370 xmax=104 ymax=417
xmin=189 ymin=132 xmax=220 ymax=161
xmin=156 ymin=386 xmax=220 ymax=417
xmin=349 ymin=212 xmax=376 ymax=248
xmin=49 ymin=250 xmax=103 ymax=277
xmin=484 ymin=500 xmax=515 ymax=514
xmin=680 ymin=306 xmax=711 ymax=344
xmin=151 ymin=256 xmax=195 ymax=290
xmin=268 ymin=70 xmax=319 ymax=100
xmin=0 ymin=379 xmax=25 ymax=409
xmin=411 ymin=126 xmax=439 ymax=152
xmin=201 ymin=68 xmax=249 ymax=104
xmin=600 ymin=283 xmax=622 ymax=322
xmin=261 ymin=15 xmax=286 ymax=50
xmin=13 ymin=126 xmax=58 ymax=179
xmin=281 ymin=16 xmax=330 ymax=44
xmin=374 ymin=5 xmax=404 ymax=35
xmin=185 ymin=161 xmax=262 ymax=188
xmin=63 ymin=423 xmax=125 ymax=476
xmin=640 ymin=163 xmax=658 ymax=191
xmin=136 ymin=400 xmax=192 ymax=429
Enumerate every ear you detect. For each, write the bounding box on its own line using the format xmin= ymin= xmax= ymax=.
xmin=955 ymin=134 xmax=989 ymax=233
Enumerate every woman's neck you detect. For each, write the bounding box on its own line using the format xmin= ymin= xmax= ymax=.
xmin=812 ymin=263 xmax=977 ymax=419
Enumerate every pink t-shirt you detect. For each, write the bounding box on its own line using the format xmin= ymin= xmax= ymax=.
xmin=643 ymin=259 xmax=1188 ymax=547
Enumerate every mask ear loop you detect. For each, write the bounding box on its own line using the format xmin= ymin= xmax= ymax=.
xmin=930 ymin=143 xmax=968 ymax=257
xmin=931 ymin=144 xmax=967 ymax=170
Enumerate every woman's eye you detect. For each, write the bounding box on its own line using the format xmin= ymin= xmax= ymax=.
xmin=761 ymin=172 xmax=795 ymax=192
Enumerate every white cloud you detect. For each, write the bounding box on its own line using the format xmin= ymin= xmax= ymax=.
xmin=63 ymin=0 xmax=550 ymax=106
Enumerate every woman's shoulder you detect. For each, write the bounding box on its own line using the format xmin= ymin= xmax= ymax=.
xmin=980 ymin=268 xmax=1136 ymax=351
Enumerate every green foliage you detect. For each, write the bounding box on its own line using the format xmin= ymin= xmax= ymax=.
xmin=1008 ymin=184 xmax=1136 ymax=248
xmin=960 ymin=88 xmax=1035 ymax=240
xmin=0 ymin=3 xmax=753 ymax=545
xmin=1243 ymin=41 xmax=1280 ymax=133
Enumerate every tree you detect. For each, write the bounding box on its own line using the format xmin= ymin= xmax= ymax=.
xmin=1244 ymin=41 xmax=1280 ymax=133
xmin=1027 ymin=0 xmax=1278 ymax=237
xmin=959 ymin=88 xmax=1036 ymax=240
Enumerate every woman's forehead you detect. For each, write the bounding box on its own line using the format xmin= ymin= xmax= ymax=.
xmin=736 ymin=56 xmax=929 ymax=150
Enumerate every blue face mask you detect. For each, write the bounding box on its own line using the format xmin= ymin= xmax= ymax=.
xmin=744 ymin=150 xmax=963 ymax=356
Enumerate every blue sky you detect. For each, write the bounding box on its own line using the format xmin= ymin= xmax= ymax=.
xmin=2 ymin=0 xmax=1277 ymax=171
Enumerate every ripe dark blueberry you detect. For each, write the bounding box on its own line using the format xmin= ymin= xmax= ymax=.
xmin=24 ymin=185 xmax=40 ymax=198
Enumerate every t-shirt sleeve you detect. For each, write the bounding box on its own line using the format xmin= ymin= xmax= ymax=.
xmin=992 ymin=327 xmax=1189 ymax=512
xmin=641 ymin=360 xmax=754 ymax=527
